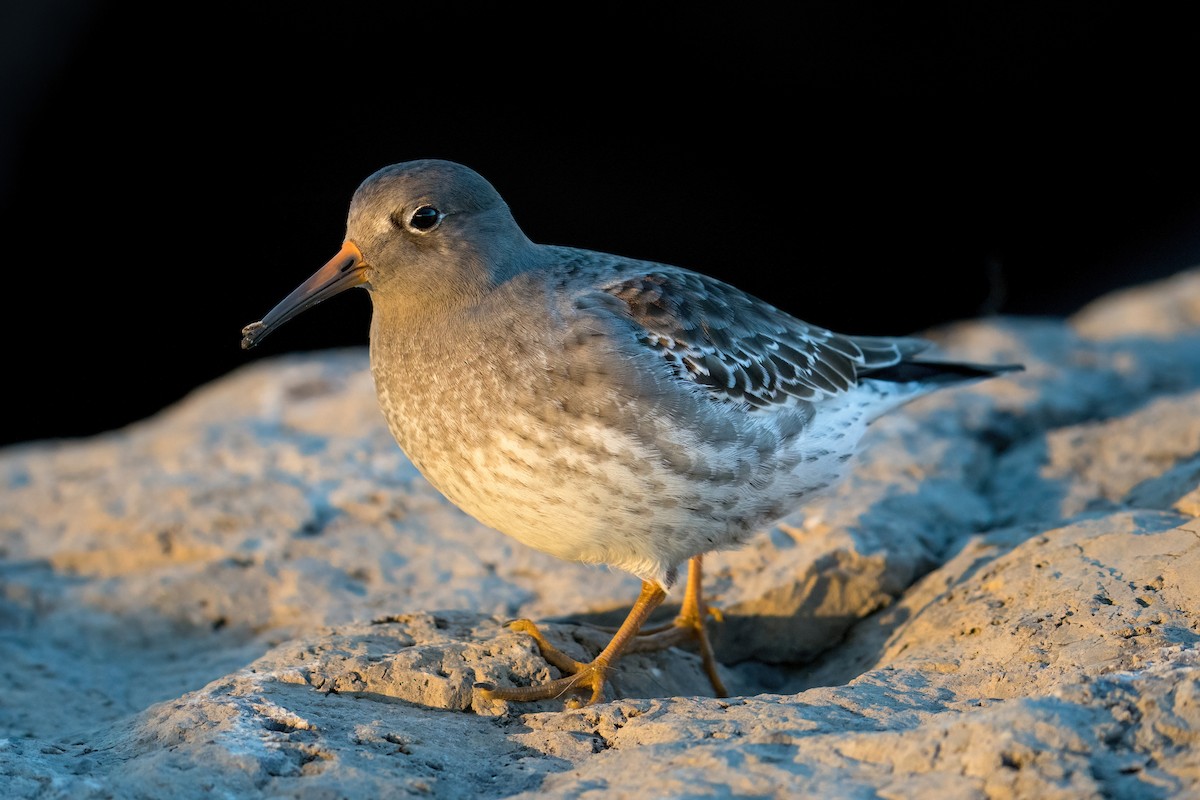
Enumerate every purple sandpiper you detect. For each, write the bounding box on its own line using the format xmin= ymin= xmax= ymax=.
xmin=242 ymin=159 xmax=1021 ymax=707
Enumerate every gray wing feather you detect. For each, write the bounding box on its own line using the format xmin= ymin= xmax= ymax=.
xmin=599 ymin=269 xmax=928 ymax=409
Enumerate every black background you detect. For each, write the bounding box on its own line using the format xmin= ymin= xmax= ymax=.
xmin=3 ymin=2 xmax=1198 ymax=447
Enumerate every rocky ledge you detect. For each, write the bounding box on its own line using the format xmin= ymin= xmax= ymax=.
xmin=2 ymin=269 xmax=1199 ymax=798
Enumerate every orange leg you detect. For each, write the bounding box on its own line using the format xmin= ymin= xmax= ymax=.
xmin=634 ymin=554 xmax=728 ymax=697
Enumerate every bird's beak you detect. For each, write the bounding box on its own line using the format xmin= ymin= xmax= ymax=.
xmin=241 ymin=241 xmax=367 ymax=349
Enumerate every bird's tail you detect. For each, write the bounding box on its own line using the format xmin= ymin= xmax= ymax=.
xmin=851 ymin=359 xmax=1023 ymax=423
xmin=861 ymin=360 xmax=1024 ymax=385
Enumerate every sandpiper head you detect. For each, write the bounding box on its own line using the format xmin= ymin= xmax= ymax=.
xmin=347 ymin=159 xmax=533 ymax=295
xmin=242 ymin=159 xmax=533 ymax=349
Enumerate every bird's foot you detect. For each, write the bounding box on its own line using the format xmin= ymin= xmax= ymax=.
xmin=476 ymin=582 xmax=668 ymax=708
xmin=633 ymin=603 xmax=728 ymax=698
xmin=638 ymin=600 xmax=724 ymax=636
xmin=476 ymin=625 xmax=612 ymax=708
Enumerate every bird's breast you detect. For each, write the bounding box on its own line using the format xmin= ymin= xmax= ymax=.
xmin=367 ymin=315 xmax=689 ymax=565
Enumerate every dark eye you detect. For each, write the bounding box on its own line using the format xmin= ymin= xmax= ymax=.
xmin=408 ymin=205 xmax=442 ymax=231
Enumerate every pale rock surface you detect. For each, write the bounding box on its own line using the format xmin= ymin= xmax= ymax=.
xmin=2 ymin=268 xmax=1199 ymax=798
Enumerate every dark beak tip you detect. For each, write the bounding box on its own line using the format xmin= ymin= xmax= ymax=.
xmin=240 ymin=321 xmax=266 ymax=350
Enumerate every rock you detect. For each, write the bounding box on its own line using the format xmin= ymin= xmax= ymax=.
xmin=2 ymin=268 xmax=1199 ymax=797
xmin=992 ymin=392 xmax=1200 ymax=527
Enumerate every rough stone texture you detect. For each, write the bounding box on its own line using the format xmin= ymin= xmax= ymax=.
xmin=3 ymin=268 xmax=1200 ymax=798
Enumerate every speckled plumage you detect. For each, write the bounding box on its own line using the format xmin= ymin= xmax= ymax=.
xmin=242 ymin=159 xmax=1020 ymax=705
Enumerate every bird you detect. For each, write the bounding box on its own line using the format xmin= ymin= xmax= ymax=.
xmin=241 ymin=159 xmax=1022 ymax=708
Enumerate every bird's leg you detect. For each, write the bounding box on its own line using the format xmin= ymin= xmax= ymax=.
xmin=477 ymin=581 xmax=667 ymax=707
xmin=631 ymin=555 xmax=728 ymax=697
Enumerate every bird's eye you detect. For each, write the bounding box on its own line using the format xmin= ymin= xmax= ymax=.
xmin=408 ymin=205 xmax=442 ymax=232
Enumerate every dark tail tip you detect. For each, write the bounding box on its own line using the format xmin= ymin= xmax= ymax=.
xmin=865 ymin=361 xmax=1024 ymax=385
